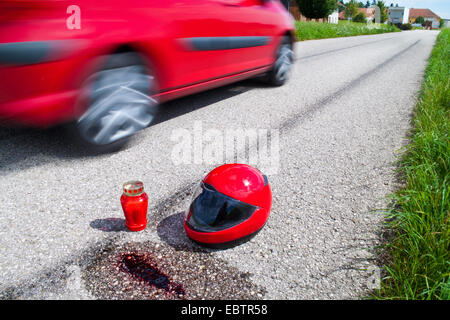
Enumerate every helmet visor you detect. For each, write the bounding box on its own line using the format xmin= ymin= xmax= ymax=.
xmin=185 ymin=182 xmax=259 ymax=232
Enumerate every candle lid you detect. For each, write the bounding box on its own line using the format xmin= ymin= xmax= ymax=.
xmin=123 ymin=181 xmax=144 ymax=196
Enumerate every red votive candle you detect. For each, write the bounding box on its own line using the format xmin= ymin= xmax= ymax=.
xmin=120 ymin=181 xmax=149 ymax=231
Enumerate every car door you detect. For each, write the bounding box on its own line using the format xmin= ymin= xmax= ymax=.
xmin=157 ymin=0 xmax=240 ymax=91
xmin=153 ymin=0 xmax=280 ymax=92
xmin=209 ymin=0 xmax=281 ymax=74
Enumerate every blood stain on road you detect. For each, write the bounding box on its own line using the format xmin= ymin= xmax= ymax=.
xmin=120 ymin=252 xmax=185 ymax=296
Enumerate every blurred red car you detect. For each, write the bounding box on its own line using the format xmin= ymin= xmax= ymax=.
xmin=0 ymin=0 xmax=295 ymax=151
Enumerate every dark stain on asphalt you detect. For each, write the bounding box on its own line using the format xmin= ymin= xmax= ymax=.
xmin=281 ymin=39 xmax=421 ymax=134
xmin=296 ymin=37 xmax=394 ymax=61
xmin=82 ymin=241 xmax=265 ymax=300
xmin=120 ymin=252 xmax=185 ymax=297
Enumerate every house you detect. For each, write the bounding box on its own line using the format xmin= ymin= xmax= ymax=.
xmin=338 ymin=8 xmax=376 ymax=22
xmin=328 ymin=9 xmax=339 ymax=24
xmin=408 ymin=8 xmax=441 ymax=29
xmin=442 ymin=19 xmax=450 ymax=28
xmin=388 ymin=6 xmax=409 ymax=24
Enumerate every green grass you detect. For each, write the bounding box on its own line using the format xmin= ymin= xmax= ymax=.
xmin=374 ymin=28 xmax=450 ymax=300
xmin=295 ymin=20 xmax=400 ymax=41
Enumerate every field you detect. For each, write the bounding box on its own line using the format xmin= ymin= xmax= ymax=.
xmin=295 ymin=20 xmax=400 ymax=41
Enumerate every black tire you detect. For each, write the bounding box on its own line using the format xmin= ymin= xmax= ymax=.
xmin=265 ymin=36 xmax=294 ymax=87
xmin=67 ymin=51 xmax=159 ymax=153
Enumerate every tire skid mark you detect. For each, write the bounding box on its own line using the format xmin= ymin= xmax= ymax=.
xmin=295 ymin=37 xmax=395 ymax=61
xmin=282 ymin=40 xmax=420 ymax=133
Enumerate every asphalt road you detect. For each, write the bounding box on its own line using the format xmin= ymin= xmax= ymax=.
xmin=0 ymin=30 xmax=439 ymax=299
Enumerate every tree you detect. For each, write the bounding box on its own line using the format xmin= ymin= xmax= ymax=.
xmin=415 ymin=16 xmax=425 ymax=25
xmin=353 ymin=12 xmax=367 ymax=23
xmin=365 ymin=1 xmax=370 ymax=8
xmin=358 ymin=1 xmax=364 ymax=7
xmin=376 ymin=0 xmax=388 ymax=23
xmin=295 ymin=0 xmax=338 ymax=19
xmin=345 ymin=0 xmax=359 ymax=19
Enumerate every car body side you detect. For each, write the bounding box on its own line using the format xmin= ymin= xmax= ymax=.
xmin=0 ymin=0 xmax=295 ymax=127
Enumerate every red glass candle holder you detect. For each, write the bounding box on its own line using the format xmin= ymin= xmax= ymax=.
xmin=120 ymin=181 xmax=149 ymax=231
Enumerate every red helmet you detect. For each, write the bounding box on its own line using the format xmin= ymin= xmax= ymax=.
xmin=184 ymin=164 xmax=272 ymax=248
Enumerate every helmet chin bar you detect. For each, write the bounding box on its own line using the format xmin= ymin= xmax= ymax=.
xmin=189 ymin=225 xmax=266 ymax=250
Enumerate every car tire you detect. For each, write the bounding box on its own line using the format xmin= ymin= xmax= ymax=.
xmin=265 ymin=36 xmax=294 ymax=87
xmin=67 ymin=51 xmax=159 ymax=153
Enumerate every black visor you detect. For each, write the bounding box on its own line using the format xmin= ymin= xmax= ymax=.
xmin=186 ymin=183 xmax=259 ymax=232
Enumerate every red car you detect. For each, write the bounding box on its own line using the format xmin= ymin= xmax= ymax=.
xmin=0 ymin=0 xmax=295 ymax=151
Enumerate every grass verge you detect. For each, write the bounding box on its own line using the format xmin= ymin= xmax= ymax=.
xmin=375 ymin=28 xmax=449 ymax=299
xmin=295 ymin=20 xmax=400 ymax=41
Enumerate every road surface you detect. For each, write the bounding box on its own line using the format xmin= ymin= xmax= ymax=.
xmin=0 ymin=30 xmax=439 ymax=299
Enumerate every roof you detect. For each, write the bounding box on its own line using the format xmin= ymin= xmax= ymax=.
xmin=338 ymin=8 xmax=375 ymax=20
xmin=389 ymin=7 xmax=407 ymax=11
xmin=409 ymin=8 xmax=441 ymax=20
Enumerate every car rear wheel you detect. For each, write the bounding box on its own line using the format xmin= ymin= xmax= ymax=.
xmin=68 ymin=52 xmax=159 ymax=153
xmin=266 ymin=36 xmax=294 ymax=87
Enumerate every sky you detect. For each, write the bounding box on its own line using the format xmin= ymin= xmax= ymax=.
xmin=384 ymin=0 xmax=450 ymax=19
